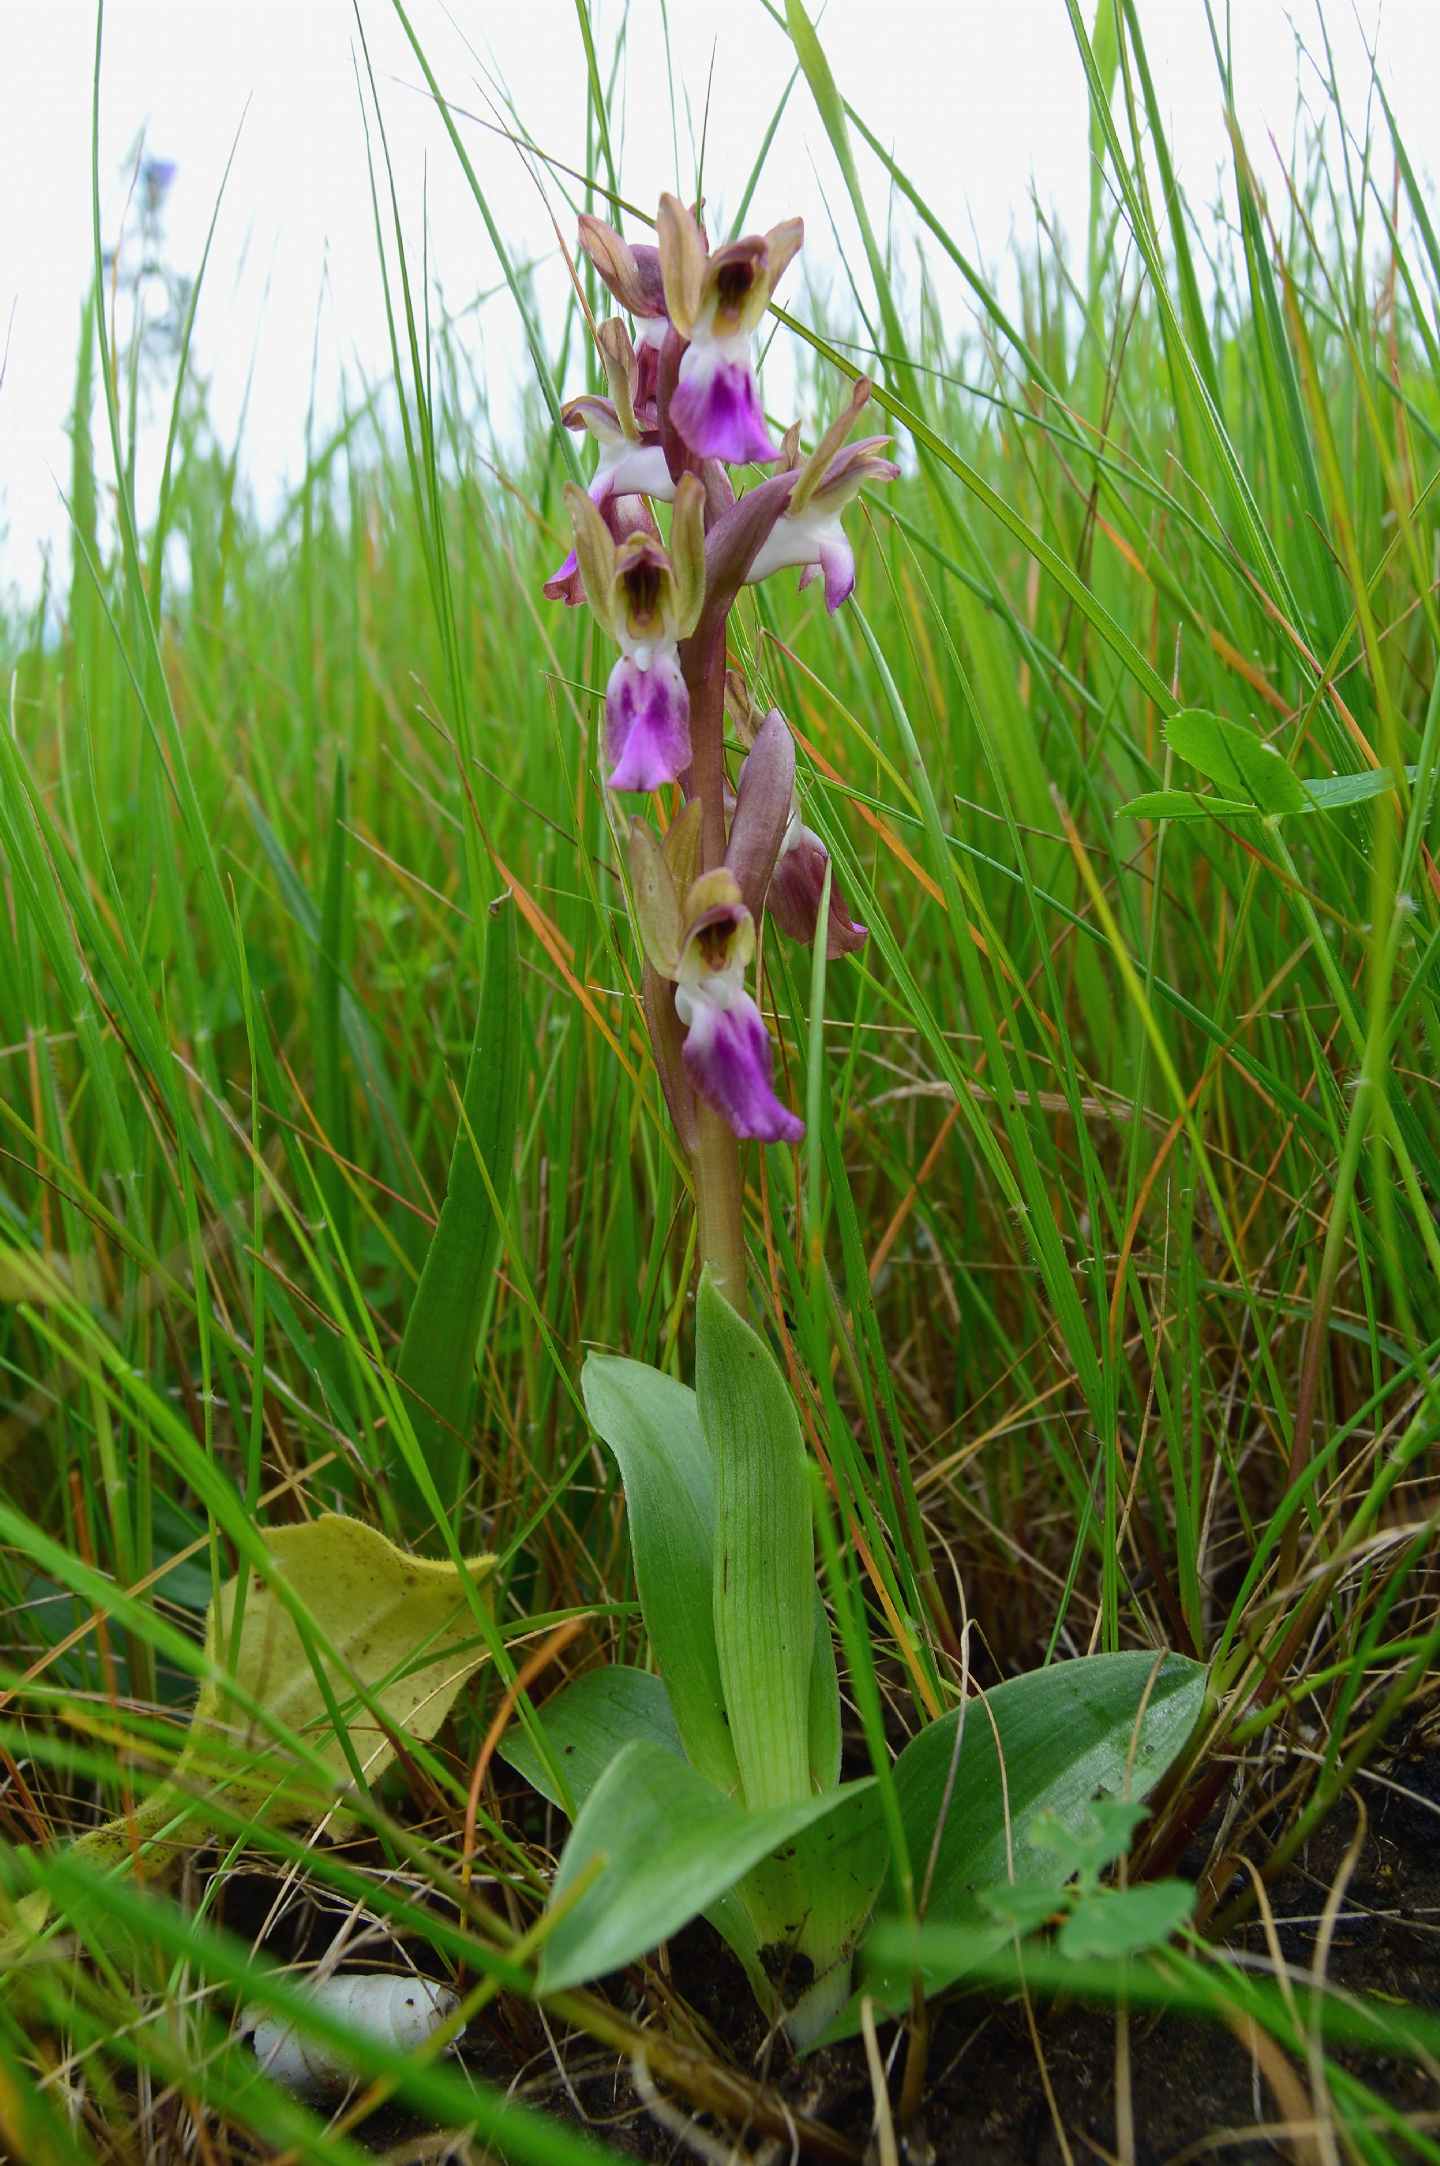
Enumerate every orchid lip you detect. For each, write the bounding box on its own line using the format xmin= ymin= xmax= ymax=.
xmin=675 ymin=974 xmax=804 ymax=1144
xmin=670 ymin=337 xmax=779 ymax=465
xmin=605 ymin=645 xmax=691 ymax=791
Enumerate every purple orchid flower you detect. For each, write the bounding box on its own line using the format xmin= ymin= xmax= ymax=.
xmin=566 ymin=472 xmax=707 ymax=790
xmin=545 ymin=320 xmax=675 ymax=602
xmin=628 ymin=829 xmax=803 ymax=1146
xmin=675 ymin=897 xmax=803 ymax=1144
xmin=656 ymin=195 xmax=803 ymax=466
xmin=744 ymin=378 xmax=898 ymax=610
xmin=768 ymin=807 xmax=868 ymax=957
xmin=544 ymin=492 xmax=657 ymax=608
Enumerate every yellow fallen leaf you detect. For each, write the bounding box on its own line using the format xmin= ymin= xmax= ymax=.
xmin=2 ymin=1515 xmax=494 ymax=1960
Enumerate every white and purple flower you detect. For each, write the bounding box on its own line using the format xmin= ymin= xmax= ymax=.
xmin=657 ymin=196 xmax=803 ymax=467
xmin=745 ymin=379 xmax=898 ymax=611
xmin=676 ymin=912 xmax=804 ymax=1145
xmin=628 ymin=838 xmax=804 ymax=1147
xmin=545 ymin=320 xmax=675 ymax=605
xmin=565 ymin=472 xmax=707 ymax=791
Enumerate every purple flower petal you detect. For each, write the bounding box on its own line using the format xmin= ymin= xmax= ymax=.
xmin=768 ymin=824 xmax=867 ymax=958
xmin=678 ymin=984 xmax=804 ymax=1144
xmin=605 ymin=647 xmax=691 ymax=790
xmin=818 ymin=534 xmax=856 ymax=613
xmin=543 ymin=545 xmax=582 ymax=606
xmin=671 ymin=341 xmax=779 ymax=465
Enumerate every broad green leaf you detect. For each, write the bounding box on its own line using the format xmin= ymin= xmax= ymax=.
xmin=837 ymin=1651 xmax=1206 ymax=2028
xmin=893 ymin=1652 xmax=1204 ymax=1921
xmin=497 ymin=1665 xmax=771 ymax=2006
xmin=394 ymin=903 xmax=522 ymax=1527
xmin=498 ymin=1666 xmax=869 ymax=2036
xmin=1165 ymin=710 xmax=1310 ymax=814
xmin=9 ymin=1516 xmax=495 ymax=1950
xmin=580 ymin=1355 xmax=739 ymax=1794
xmin=697 ymin=1273 xmax=819 ymax=1811
xmin=500 ymin=1663 xmax=684 ymax=1815
xmin=1058 ymin=1880 xmax=1195 ymax=1959
xmin=536 ymin=1739 xmax=874 ymax=1995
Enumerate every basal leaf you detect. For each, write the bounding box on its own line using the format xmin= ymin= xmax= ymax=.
xmin=536 ymin=1738 xmax=874 ymax=1995
xmin=500 ymin=1663 xmax=684 ymax=1816
xmin=834 ymin=1651 xmax=1206 ymax=2030
xmin=580 ymin=1354 xmax=739 ymax=1794
xmin=893 ymin=1652 xmax=1204 ymax=1923
xmin=498 ymin=1665 xmax=772 ymax=2007
xmin=696 ymin=1273 xmax=819 ymax=1812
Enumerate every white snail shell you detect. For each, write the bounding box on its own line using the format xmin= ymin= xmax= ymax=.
xmin=244 ymin=1973 xmax=459 ymax=2095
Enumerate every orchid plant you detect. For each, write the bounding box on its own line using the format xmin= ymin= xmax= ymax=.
xmin=506 ymin=192 xmax=1206 ymax=2053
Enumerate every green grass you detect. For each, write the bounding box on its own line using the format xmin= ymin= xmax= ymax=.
xmin=2 ymin=0 xmax=1439 ymax=2157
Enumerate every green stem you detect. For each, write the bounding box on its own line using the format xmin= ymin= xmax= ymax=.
xmin=694 ymin=1103 xmax=746 ymax=1313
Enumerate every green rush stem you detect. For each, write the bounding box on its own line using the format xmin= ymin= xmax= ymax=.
xmin=688 ymin=621 xmax=748 ymax=1313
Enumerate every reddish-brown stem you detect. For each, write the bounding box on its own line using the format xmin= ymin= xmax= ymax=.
xmin=688 ymin=624 xmax=728 ymax=874
xmin=684 ymin=616 xmax=746 ymax=1310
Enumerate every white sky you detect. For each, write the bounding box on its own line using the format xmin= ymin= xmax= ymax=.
xmin=3 ymin=0 xmax=1437 ymax=603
